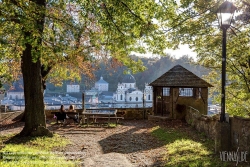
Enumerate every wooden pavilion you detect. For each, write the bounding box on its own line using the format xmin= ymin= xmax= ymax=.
xmin=149 ymin=65 xmax=213 ymax=119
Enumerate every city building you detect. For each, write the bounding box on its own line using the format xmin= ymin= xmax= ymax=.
xmin=67 ymin=84 xmax=80 ymax=93
xmin=114 ymin=72 xmax=152 ymax=108
xmin=95 ymin=76 xmax=109 ymax=91
xmin=7 ymin=80 xmax=24 ymax=100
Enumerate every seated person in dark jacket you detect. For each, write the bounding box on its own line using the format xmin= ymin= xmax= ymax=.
xmin=67 ymin=105 xmax=79 ymax=123
xmin=55 ymin=105 xmax=67 ymax=123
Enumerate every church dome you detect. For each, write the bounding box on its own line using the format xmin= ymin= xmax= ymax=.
xmin=96 ymin=76 xmax=108 ymax=84
xmin=122 ymin=74 xmax=136 ymax=83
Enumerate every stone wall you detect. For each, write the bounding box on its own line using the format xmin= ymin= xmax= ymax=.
xmin=185 ymin=108 xmax=250 ymax=153
xmin=0 ymin=108 xmax=153 ymax=125
xmin=230 ymin=116 xmax=250 ymax=153
xmin=185 ymin=107 xmax=219 ymax=140
xmin=45 ymin=108 xmax=153 ymax=120
xmin=0 ymin=108 xmax=152 ymax=125
xmin=116 ymin=108 xmax=153 ymax=119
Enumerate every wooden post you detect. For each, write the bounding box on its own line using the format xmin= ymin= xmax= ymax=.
xmin=82 ymin=93 xmax=85 ymax=110
xmin=153 ymin=87 xmax=156 ymax=115
xmin=161 ymin=87 xmax=164 ymax=116
xmin=143 ymin=93 xmax=145 ymax=119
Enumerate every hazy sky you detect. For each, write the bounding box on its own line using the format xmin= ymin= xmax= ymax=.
xmin=165 ymin=44 xmax=197 ymax=60
xmin=134 ymin=44 xmax=197 ymax=60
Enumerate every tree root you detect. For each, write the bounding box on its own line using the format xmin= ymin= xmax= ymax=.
xmin=20 ymin=126 xmax=53 ymax=137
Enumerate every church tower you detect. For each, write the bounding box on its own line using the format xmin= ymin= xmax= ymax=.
xmin=144 ymin=83 xmax=152 ymax=102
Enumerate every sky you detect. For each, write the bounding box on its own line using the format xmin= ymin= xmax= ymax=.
xmin=165 ymin=44 xmax=197 ymax=60
xmin=134 ymin=44 xmax=197 ymax=61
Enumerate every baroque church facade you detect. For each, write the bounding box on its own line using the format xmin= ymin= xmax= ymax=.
xmin=114 ymin=73 xmax=152 ymax=108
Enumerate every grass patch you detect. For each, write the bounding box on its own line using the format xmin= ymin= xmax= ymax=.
xmin=0 ymin=133 xmax=78 ymax=167
xmin=151 ymin=126 xmax=228 ymax=167
xmin=50 ymin=121 xmax=57 ymax=125
xmin=108 ymin=123 xmax=117 ymax=128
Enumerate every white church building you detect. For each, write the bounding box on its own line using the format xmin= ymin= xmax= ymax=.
xmin=114 ymin=73 xmax=152 ymax=108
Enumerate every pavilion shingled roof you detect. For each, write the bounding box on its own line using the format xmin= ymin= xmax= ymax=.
xmin=149 ymin=65 xmax=213 ymax=87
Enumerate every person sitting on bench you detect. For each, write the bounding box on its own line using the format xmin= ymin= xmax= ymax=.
xmin=54 ymin=105 xmax=67 ymax=124
xmin=67 ymin=105 xmax=79 ymax=123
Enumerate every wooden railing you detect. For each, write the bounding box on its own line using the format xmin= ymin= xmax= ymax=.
xmin=188 ymin=106 xmax=200 ymax=113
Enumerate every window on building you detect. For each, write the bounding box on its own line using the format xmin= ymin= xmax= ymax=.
xmin=163 ymin=87 xmax=170 ymax=96
xmin=148 ymin=95 xmax=150 ymax=100
xmin=120 ymin=95 xmax=123 ymax=100
xmin=129 ymin=97 xmax=132 ymax=101
xmin=179 ymin=88 xmax=193 ymax=96
xmin=136 ymin=97 xmax=138 ymax=101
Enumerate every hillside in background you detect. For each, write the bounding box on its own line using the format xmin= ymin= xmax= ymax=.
xmin=93 ymin=55 xmax=209 ymax=91
xmin=6 ymin=55 xmax=209 ymax=93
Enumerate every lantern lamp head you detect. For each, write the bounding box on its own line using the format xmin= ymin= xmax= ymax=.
xmin=217 ymin=1 xmax=237 ymax=29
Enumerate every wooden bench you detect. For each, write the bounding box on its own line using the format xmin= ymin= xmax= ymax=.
xmin=51 ymin=108 xmax=124 ymax=126
xmin=83 ymin=108 xmax=124 ymax=126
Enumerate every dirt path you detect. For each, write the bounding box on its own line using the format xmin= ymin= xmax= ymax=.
xmin=48 ymin=120 xmax=167 ymax=166
xmin=1 ymin=119 xmax=187 ymax=166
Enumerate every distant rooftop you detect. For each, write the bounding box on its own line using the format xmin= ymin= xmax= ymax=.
xmin=100 ymin=91 xmax=113 ymax=96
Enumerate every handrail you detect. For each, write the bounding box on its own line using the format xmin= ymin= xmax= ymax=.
xmin=188 ymin=106 xmax=200 ymax=113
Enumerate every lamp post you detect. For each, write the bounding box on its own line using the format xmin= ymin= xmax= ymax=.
xmin=217 ymin=1 xmax=237 ymax=122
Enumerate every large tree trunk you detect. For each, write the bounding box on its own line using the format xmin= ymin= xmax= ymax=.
xmin=20 ymin=42 xmax=52 ymax=137
xmin=20 ymin=0 xmax=52 ymax=136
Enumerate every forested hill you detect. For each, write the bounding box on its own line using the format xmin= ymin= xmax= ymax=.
xmin=4 ymin=55 xmax=209 ymax=93
xmin=94 ymin=55 xmax=210 ymax=91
